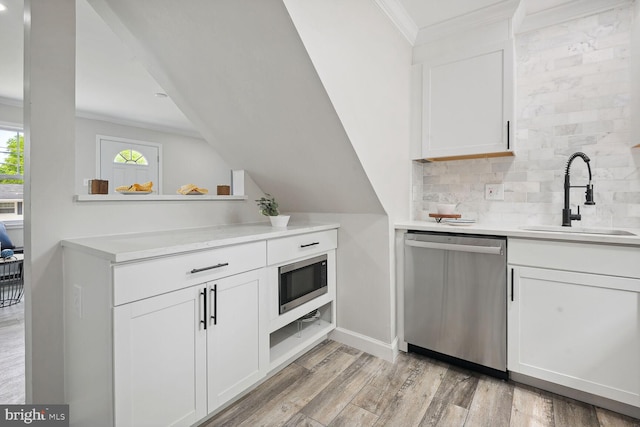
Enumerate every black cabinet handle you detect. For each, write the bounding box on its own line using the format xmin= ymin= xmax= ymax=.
xmin=510 ymin=268 xmax=514 ymax=302
xmin=190 ymin=262 xmax=229 ymax=274
xmin=507 ymin=121 xmax=510 ymax=150
xmin=210 ymin=284 xmax=217 ymax=325
xmin=300 ymin=242 xmax=320 ymax=248
xmin=200 ymin=287 xmax=207 ymax=330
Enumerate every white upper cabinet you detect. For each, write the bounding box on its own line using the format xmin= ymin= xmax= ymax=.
xmin=416 ymin=40 xmax=514 ymax=161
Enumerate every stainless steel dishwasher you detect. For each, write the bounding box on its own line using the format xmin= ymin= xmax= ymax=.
xmin=404 ymin=231 xmax=507 ymax=378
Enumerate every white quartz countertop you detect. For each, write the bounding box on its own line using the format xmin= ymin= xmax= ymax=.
xmin=396 ymin=221 xmax=640 ymax=247
xmin=61 ymin=221 xmax=340 ymax=263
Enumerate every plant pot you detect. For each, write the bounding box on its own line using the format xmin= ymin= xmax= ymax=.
xmin=269 ymin=215 xmax=290 ymax=228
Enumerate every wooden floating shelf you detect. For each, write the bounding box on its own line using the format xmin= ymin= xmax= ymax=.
xmin=74 ymin=194 xmax=248 ymax=202
xmin=417 ymin=151 xmax=515 ymax=162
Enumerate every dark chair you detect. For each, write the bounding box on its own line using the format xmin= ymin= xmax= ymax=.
xmin=0 ymin=257 xmax=24 ymax=308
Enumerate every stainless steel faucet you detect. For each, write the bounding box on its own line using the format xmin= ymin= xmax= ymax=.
xmin=562 ymin=152 xmax=595 ymax=227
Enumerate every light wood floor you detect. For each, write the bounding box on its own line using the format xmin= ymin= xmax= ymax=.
xmin=0 ymin=300 xmax=25 ymax=404
xmin=201 ymin=340 xmax=640 ymax=427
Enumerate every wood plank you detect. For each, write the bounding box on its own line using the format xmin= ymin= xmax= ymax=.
xmin=553 ymin=396 xmax=600 ymax=427
xmin=350 ymin=352 xmax=420 ymax=415
xmin=300 ymin=353 xmax=386 ymax=425
xmin=465 ymin=376 xmax=514 ymax=427
xmin=595 ymin=407 xmax=640 ymax=427
xmin=202 ymin=362 xmax=310 ymax=426
xmin=294 ymin=339 xmax=343 ymax=370
xmin=374 ymin=355 xmax=448 ymax=426
xmin=510 ymin=386 xmax=555 ymax=427
xmin=237 ymin=346 xmax=361 ymax=427
xmin=328 ymin=404 xmax=379 ymax=427
xmin=0 ymin=301 xmax=24 ymax=404
xmin=418 ymin=399 xmax=468 ymax=427
xmin=430 ymin=365 xmax=479 ymax=409
xmin=282 ymin=413 xmax=325 ymax=427
xmin=418 ymin=366 xmax=479 ymax=426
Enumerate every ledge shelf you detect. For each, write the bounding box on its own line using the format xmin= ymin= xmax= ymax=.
xmin=74 ymin=194 xmax=248 ymax=202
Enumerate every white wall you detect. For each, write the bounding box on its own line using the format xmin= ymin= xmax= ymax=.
xmin=415 ymin=5 xmax=640 ymax=229
xmin=0 ymin=100 xmax=22 ymax=127
xmin=1 ymin=103 xmax=236 ymax=199
xmin=75 ymin=118 xmax=232 ymax=195
xmin=23 ymin=2 xmax=265 ymax=402
xmin=283 ymin=0 xmax=412 ymax=221
xmin=89 ymin=0 xmax=383 ymax=215
xmin=283 ymin=0 xmax=413 ymax=349
xmin=24 ymin=0 xmax=76 ymax=403
xmin=632 ymin=0 xmax=640 ymax=150
xmin=291 ymin=212 xmax=393 ymax=356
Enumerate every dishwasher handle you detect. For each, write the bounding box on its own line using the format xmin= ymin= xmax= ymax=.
xmin=405 ymin=239 xmax=503 ymax=255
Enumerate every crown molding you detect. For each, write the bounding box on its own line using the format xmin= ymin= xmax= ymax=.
xmin=374 ymin=0 xmax=419 ymax=45
xmin=75 ymin=110 xmax=202 ymax=139
xmin=0 ymin=96 xmax=23 ymax=108
xmin=517 ymin=0 xmax=633 ymax=34
xmin=414 ymin=0 xmax=519 ymax=45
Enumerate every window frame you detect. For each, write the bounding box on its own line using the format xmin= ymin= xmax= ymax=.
xmin=0 ymin=123 xmax=25 ymax=223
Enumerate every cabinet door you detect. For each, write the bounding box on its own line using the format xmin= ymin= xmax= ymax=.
xmin=114 ymin=286 xmax=207 ymax=427
xmin=508 ymin=266 xmax=640 ymax=407
xmin=421 ymin=41 xmax=513 ymax=159
xmin=207 ymin=269 xmax=266 ymax=412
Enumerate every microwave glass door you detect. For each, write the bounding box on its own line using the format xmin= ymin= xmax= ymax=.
xmin=279 ymin=254 xmax=327 ymax=314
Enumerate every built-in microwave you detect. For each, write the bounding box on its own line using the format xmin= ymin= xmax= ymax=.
xmin=279 ymin=254 xmax=328 ymax=314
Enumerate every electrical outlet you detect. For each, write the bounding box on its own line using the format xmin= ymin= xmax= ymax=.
xmin=73 ymin=284 xmax=83 ymax=319
xmin=485 ymin=183 xmax=505 ymax=201
xmin=83 ymin=178 xmax=89 ymax=186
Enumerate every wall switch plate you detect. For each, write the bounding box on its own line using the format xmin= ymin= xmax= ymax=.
xmin=83 ymin=178 xmax=89 ymax=186
xmin=485 ymin=183 xmax=504 ymax=201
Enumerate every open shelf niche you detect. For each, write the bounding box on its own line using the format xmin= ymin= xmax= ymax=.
xmin=269 ymin=301 xmax=334 ymax=370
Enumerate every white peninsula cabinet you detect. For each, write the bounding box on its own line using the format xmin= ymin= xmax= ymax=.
xmin=508 ymin=238 xmax=640 ymax=414
xmin=415 ymin=39 xmax=514 ymax=161
xmin=62 ymin=223 xmax=338 ymax=427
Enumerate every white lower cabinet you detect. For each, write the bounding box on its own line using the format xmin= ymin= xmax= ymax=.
xmin=62 ymin=225 xmax=339 ymax=427
xmin=114 ymin=286 xmax=207 ymax=427
xmin=508 ymin=239 xmax=640 ymax=410
xmin=206 ymin=270 xmax=266 ymax=410
xmin=113 ymin=269 xmax=266 ymax=427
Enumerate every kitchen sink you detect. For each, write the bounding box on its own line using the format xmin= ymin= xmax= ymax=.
xmin=520 ymin=225 xmax=636 ymax=236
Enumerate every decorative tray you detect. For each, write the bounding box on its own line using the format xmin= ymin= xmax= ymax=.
xmin=117 ymin=191 xmax=153 ymax=195
xmin=429 ymin=213 xmax=461 ymax=223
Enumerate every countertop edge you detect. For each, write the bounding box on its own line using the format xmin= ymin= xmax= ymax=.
xmin=61 ymin=222 xmax=341 ymax=263
xmin=395 ymin=221 xmax=640 ymax=247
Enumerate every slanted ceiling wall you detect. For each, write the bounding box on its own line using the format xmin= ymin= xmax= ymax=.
xmin=88 ymin=0 xmax=383 ymax=214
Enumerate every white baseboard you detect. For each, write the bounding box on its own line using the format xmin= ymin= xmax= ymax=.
xmin=329 ymin=327 xmax=399 ymax=362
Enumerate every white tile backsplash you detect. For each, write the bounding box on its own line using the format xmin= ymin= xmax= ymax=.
xmin=415 ymin=5 xmax=640 ymax=228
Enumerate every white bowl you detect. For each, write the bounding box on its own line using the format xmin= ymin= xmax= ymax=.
xmin=437 ymin=204 xmax=457 ymax=215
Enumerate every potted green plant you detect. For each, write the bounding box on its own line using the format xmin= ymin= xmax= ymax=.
xmin=256 ymin=193 xmax=290 ymax=227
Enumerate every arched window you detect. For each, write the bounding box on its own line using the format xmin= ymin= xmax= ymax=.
xmin=113 ymin=149 xmax=148 ymax=165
